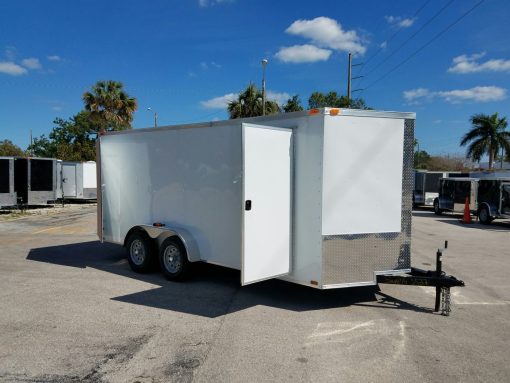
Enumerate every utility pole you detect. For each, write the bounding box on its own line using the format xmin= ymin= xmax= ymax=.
xmin=261 ymin=59 xmax=268 ymax=116
xmin=147 ymin=107 xmax=158 ymax=129
xmin=347 ymin=52 xmax=364 ymax=105
xmin=347 ymin=53 xmax=352 ymax=101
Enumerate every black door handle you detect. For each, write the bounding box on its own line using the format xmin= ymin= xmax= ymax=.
xmin=245 ymin=200 xmax=252 ymax=211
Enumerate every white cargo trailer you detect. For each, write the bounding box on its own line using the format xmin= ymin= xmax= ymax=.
xmin=98 ymin=108 xmax=415 ymax=288
xmin=0 ymin=157 xmax=16 ymax=208
xmin=57 ymin=161 xmax=97 ymax=200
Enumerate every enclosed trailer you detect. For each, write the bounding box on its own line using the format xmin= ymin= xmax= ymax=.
xmin=476 ymin=178 xmax=510 ymax=224
xmin=434 ymin=177 xmax=479 ymax=215
xmin=57 ymin=161 xmax=97 ymax=200
xmin=0 ymin=157 xmax=16 ymax=208
xmin=14 ymin=157 xmax=58 ymax=205
xmin=413 ymin=170 xmax=468 ymax=207
xmin=98 ymin=108 xmax=416 ymax=289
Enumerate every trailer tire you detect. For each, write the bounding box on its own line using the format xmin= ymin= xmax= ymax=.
xmin=433 ymin=199 xmax=442 ymax=215
xmin=126 ymin=231 xmax=155 ymax=273
xmin=159 ymin=237 xmax=190 ymax=281
xmin=478 ymin=205 xmax=493 ymax=225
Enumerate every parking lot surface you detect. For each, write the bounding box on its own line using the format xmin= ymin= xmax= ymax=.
xmin=0 ymin=206 xmax=509 ymax=382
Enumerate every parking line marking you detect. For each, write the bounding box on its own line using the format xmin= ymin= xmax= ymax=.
xmin=33 ymin=226 xmax=65 ymax=234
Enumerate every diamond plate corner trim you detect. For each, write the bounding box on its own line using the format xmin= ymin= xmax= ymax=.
xmin=321 ymin=119 xmax=414 ymax=285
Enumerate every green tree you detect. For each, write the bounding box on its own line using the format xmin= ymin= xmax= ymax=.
xmin=308 ymin=91 xmax=369 ymax=109
xmin=414 ymin=150 xmax=431 ymax=169
xmin=0 ymin=140 xmax=25 ymax=156
xmin=283 ymin=95 xmax=304 ymax=113
xmin=460 ymin=113 xmax=510 ymax=169
xmin=83 ymin=80 xmax=137 ymax=132
xmin=227 ymin=83 xmax=280 ymax=119
xmin=28 ymin=111 xmax=97 ymax=161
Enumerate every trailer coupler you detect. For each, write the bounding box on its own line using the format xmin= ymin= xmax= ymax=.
xmin=377 ymin=241 xmax=465 ymax=316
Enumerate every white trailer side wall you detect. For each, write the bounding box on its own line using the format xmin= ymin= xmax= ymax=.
xmin=100 ymin=124 xmax=243 ymax=269
xmin=83 ymin=162 xmax=96 ymax=189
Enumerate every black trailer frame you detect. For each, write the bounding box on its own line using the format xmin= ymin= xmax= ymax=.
xmin=377 ymin=241 xmax=464 ymax=316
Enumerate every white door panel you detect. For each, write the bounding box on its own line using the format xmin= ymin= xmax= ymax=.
xmin=242 ymin=124 xmax=292 ymax=285
xmin=62 ymin=164 xmax=77 ymax=197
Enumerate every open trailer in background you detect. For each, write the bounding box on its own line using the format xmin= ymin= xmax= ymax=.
xmin=413 ymin=170 xmax=469 ymax=207
xmin=97 ymin=108 xmax=463 ymax=314
xmin=434 ymin=176 xmax=510 ymax=224
xmin=1 ymin=156 xmax=58 ymax=207
xmin=0 ymin=157 xmax=16 ymax=208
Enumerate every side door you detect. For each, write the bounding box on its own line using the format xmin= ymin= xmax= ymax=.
xmin=62 ymin=164 xmax=77 ymax=197
xmin=501 ymin=183 xmax=510 ymax=215
xmin=241 ymin=123 xmax=293 ymax=285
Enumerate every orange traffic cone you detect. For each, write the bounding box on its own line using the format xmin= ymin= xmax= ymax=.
xmin=461 ymin=197 xmax=472 ymax=224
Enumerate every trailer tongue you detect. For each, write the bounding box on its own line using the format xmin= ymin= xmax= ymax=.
xmin=377 ymin=241 xmax=465 ymax=316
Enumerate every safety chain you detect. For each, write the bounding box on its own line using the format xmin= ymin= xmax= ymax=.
xmin=441 ymin=287 xmax=451 ymax=316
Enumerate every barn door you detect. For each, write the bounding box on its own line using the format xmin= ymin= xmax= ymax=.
xmin=241 ymin=123 xmax=292 ymax=285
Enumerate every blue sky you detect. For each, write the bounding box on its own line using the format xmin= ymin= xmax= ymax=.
xmin=1 ymin=0 xmax=509 ymax=156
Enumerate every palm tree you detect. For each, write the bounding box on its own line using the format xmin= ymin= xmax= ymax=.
xmin=460 ymin=113 xmax=510 ymax=169
xmin=82 ymin=80 xmax=137 ymax=132
xmin=227 ymin=83 xmax=279 ymax=119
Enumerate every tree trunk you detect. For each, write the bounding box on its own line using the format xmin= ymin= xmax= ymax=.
xmin=488 ymin=143 xmax=494 ymax=169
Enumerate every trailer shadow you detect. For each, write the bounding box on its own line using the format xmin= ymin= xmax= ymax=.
xmin=27 ymin=240 xmax=432 ymax=318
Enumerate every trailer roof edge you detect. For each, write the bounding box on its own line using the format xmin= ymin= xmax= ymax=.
xmin=103 ymin=108 xmax=416 ymax=137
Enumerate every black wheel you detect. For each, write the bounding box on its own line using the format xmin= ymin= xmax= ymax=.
xmin=125 ymin=231 xmax=155 ymax=273
xmin=433 ymin=199 xmax=442 ymax=215
xmin=159 ymin=237 xmax=190 ymax=281
xmin=478 ymin=205 xmax=493 ymax=225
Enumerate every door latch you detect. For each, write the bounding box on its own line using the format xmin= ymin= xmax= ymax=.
xmin=245 ymin=200 xmax=252 ymax=211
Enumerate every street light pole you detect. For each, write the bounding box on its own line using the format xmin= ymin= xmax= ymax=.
xmin=261 ymin=59 xmax=268 ymax=116
xmin=147 ymin=107 xmax=158 ymax=128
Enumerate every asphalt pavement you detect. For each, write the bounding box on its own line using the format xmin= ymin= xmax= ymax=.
xmin=0 ymin=205 xmax=509 ymax=382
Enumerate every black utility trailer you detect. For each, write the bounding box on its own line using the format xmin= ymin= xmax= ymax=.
xmin=13 ymin=157 xmax=58 ymax=206
xmin=477 ymin=178 xmax=510 ymax=224
xmin=433 ymin=177 xmax=479 ymax=216
xmin=413 ymin=171 xmax=468 ymax=207
xmin=0 ymin=157 xmax=16 ymax=207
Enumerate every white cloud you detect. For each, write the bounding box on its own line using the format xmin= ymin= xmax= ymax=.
xmin=403 ymin=88 xmax=431 ymax=101
xmin=266 ymin=91 xmax=291 ymax=105
xmin=403 ymin=86 xmax=506 ymax=103
xmin=275 ymin=44 xmax=332 ymax=63
xmin=385 ymin=15 xmax=415 ymax=28
xmin=438 ymin=86 xmax=506 ymax=103
xmin=448 ymin=52 xmax=510 ymax=74
xmin=47 ymin=55 xmax=61 ymax=61
xmin=52 ymin=106 xmax=63 ymax=111
xmin=380 ymin=41 xmax=387 ymax=49
xmin=199 ymin=0 xmax=233 ymax=7
xmin=5 ymin=46 xmax=17 ymax=61
xmin=201 ymin=90 xmax=291 ymax=109
xmin=0 ymin=61 xmax=27 ymax=76
xmin=21 ymin=58 xmax=42 ymax=69
xmin=200 ymin=61 xmax=221 ymax=70
xmin=201 ymin=93 xmax=238 ymax=109
xmin=285 ymin=17 xmax=366 ymax=55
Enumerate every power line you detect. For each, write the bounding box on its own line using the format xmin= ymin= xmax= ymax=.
xmin=358 ymin=0 xmax=433 ymax=73
xmin=363 ymin=0 xmax=485 ymax=91
xmin=363 ymin=0 xmax=455 ymax=77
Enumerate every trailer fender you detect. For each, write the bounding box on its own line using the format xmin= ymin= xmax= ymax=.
xmin=477 ymin=202 xmax=493 ymax=217
xmin=125 ymin=225 xmax=201 ymax=263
